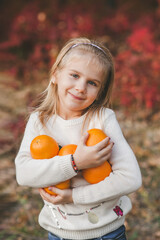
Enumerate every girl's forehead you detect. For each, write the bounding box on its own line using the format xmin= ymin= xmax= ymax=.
xmin=64 ymin=52 xmax=105 ymax=71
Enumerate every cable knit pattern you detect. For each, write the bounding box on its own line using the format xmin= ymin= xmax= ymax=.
xmin=15 ymin=108 xmax=142 ymax=240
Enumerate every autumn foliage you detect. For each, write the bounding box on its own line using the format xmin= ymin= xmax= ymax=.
xmin=0 ymin=0 xmax=159 ymax=111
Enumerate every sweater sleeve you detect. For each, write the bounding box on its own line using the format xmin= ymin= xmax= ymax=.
xmin=72 ymin=111 xmax=142 ymax=205
xmin=15 ymin=113 xmax=76 ymax=188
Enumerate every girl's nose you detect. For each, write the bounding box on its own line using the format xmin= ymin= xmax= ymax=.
xmin=75 ymin=80 xmax=86 ymax=93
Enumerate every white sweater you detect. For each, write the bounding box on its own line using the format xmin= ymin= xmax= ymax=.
xmin=15 ymin=108 xmax=142 ymax=240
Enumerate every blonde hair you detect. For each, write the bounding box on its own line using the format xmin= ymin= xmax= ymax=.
xmin=33 ymin=37 xmax=115 ymax=127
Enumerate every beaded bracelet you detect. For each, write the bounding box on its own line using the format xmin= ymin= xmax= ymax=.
xmin=71 ymin=154 xmax=79 ymax=173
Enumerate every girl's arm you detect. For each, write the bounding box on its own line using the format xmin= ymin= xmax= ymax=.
xmin=15 ymin=113 xmax=77 ymax=188
xmin=72 ymin=111 xmax=142 ymax=205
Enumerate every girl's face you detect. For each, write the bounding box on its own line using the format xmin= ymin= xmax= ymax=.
xmin=54 ymin=54 xmax=104 ymax=119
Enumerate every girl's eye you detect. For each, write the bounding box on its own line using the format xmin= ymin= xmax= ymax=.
xmin=71 ymin=74 xmax=79 ymax=79
xmin=88 ymin=81 xmax=97 ymax=87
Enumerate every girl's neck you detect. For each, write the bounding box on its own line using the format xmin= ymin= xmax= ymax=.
xmin=57 ymin=110 xmax=84 ymax=120
xmin=57 ymin=102 xmax=88 ymax=120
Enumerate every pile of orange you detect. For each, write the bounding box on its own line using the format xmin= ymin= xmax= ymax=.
xmin=82 ymin=129 xmax=112 ymax=184
xmin=44 ymin=144 xmax=77 ymax=195
xmin=30 ymin=135 xmax=76 ymax=195
xmin=30 ymin=128 xmax=112 ymax=195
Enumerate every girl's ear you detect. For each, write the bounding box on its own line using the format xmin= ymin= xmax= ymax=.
xmin=51 ymin=76 xmax=56 ymax=84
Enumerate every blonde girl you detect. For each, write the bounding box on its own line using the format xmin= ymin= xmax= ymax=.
xmin=15 ymin=37 xmax=142 ymax=240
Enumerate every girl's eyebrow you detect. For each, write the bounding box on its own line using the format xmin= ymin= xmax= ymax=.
xmin=69 ymin=69 xmax=101 ymax=83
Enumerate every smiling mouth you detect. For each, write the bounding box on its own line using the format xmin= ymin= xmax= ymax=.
xmin=69 ymin=92 xmax=85 ymax=100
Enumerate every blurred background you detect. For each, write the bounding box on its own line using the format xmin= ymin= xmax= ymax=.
xmin=0 ymin=0 xmax=160 ymax=239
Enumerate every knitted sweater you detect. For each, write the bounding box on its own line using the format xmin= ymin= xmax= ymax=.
xmin=15 ymin=108 xmax=142 ymax=240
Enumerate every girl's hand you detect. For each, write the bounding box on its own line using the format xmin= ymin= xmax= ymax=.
xmin=74 ymin=132 xmax=114 ymax=170
xmin=39 ymin=187 xmax=73 ymax=205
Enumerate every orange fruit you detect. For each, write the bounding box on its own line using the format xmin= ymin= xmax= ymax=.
xmin=58 ymin=144 xmax=77 ymax=156
xmin=82 ymin=128 xmax=112 ymax=184
xmin=30 ymin=135 xmax=59 ymax=195
xmin=82 ymin=161 xmax=112 ymax=184
xmin=30 ymin=135 xmax=59 ymax=159
xmin=44 ymin=144 xmax=77 ymax=195
xmin=86 ymin=128 xmax=108 ymax=146
xmin=44 ymin=180 xmax=70 ymax=196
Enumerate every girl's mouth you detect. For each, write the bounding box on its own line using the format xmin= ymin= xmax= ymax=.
xmin=69 ymin=92 xmax=85 ymax=100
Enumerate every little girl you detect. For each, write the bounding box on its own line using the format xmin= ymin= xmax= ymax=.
xmin=15 ymin=37 xmax=142 ymax=240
